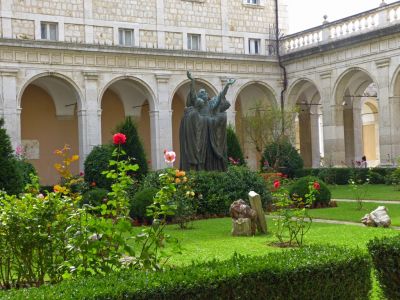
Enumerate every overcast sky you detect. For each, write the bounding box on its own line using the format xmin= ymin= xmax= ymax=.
xmin=286 ymin=0 xmax=398 ymax=33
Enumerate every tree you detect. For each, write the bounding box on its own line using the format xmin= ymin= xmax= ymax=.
xmin=226 ymin=125 xmax=245 ymax=166
xmin=241 ymin=101 xmax=297 ymax=160
xmin=0 ymin=118 xmax=23 ymax=194
xmin=115 ymin=117 xmax=148 ymax=177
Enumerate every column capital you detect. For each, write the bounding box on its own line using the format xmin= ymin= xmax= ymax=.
xmin=319 ymin=70 xmax=332 ymax=79
xmin=83 ymin=72 xmax=99 ymax=80
xmin=0 ymin=69 xmax=19 ymax=77
xmin=155 ymin=74 xmax=171 ymax=84
xmin=375 ymin=58 xmax=390 ymax=68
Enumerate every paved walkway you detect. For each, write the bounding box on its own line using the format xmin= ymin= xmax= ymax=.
xmin=311 ymin=218 xmax=400 ymax=230
xmin=332 ymin=198 xmax=400 ymax=204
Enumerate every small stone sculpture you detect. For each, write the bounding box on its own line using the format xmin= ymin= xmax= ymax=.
xmin=230 ymin=199 xmax=257 ymax=236
xmin=361 ymin=206 xmax=391 ymax=228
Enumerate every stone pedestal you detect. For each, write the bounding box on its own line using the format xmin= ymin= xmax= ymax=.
xmin=248 ymin=191 xmax=267 ymax=234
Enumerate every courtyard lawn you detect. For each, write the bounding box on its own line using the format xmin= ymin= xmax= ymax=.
xmin=329 ymin=184 xmax=400 ymax=200
xmin=307 ymin=201 xmax=400 ymax=226
xmin=161 ymin=217 xmax=399 ymax=266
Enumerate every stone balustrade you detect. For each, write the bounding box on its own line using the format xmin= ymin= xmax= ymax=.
xmin=282 ymin=1 xmax=400 ymax=54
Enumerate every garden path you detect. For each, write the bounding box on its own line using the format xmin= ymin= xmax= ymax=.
xmin=332 ymin=199 xmax=400 ymax=204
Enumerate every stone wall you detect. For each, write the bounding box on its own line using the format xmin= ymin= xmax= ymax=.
xmin=12 ymin=19 xmax=35 ymax=40
xmin=92 ymin=0 xmax=157 ymax=24
xmin=206 ymin=35 xmax=223 ymax=53
xmin=228 ymin=1 xmax=275 ymax=34
xmin=11 ymin=0 xmax=84 ymax=18
xmin=228 ymin=37 xmax=244 ymax=54
xmin=165 ymin=32 xmax=183 ymax=50
xmin=164 ymin=0 xmax=221 ymax=30
xmin=65 ymin=24 xmax=85 ymax=43
xmin=140 ymin=30 xmax=158 ymax=48
xmin=93 ymin=26 xmax=113 ymax=45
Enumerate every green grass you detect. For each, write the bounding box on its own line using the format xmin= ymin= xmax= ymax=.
xmin=307 ymin=201 xmax=400 ymax=226
xmin=162 ymin=217 xmax=399 ymax=266
xmin=329 ymin=184 xmax=400 ymax=200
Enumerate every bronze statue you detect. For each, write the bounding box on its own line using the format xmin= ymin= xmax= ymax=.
xmin=179 ymin=71 xmax=235 ymax=171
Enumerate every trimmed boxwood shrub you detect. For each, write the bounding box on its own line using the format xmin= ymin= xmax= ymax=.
xmin=84 ymin=144 xmax=113 ymax=189
xmin=261 ymin=140 xmax=303 ymax=178
xmin=129 ymin=187 xmax=158 ymax=222
xmin=289 ymin=176 xmax=331 ymax=206
xmin=1 ymin=246 xmax=371 ymax=300
xmin=368 ymin=235 xmax=400 ymax=300
xmin=294 ymin=167 xmax=395 ymax=185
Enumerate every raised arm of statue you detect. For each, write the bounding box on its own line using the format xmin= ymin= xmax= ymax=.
xmin=210 ymin=78 xmax=236 ymax=112
xmin=186 ymin=71 xmax=197 ymax=107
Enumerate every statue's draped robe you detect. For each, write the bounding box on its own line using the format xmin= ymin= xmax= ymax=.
xmin=179 ymin=83 xmax=230 ymax=171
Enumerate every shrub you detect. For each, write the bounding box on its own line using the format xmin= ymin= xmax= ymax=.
xmin=141 ymin=166 xmax=271 ymax=216
xmin=84 ymin=144 xmax=113 ymax=189
xmin=14 ymin=159 xmax=36 ymax=188
xmin=2 ymin=246 xmax=371 ymax=300
xmin=192 ymin=166 xmax=271 ymax=216
xmin=115 ymin=117 xmax=148 ymax=178
xmin=129 ymin=187 xmax=158 ymax=222
xmin=226 ymin=125 xmax=245 ymax=166
xmin=0 ymin=118 xmax=23 ymax=195
xmin=261 ymin=140 xmax=303 ymax=178
xmin=289 ymin=176 xmax=331 ymax=206
xmin=82 ymin=188 xmax=109 ymax=207
xmin=368 ymin=235 xmax=400 ymax=300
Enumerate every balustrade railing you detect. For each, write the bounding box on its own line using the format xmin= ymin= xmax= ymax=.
xmin=282 ymin=1 xmax=400 ymax=54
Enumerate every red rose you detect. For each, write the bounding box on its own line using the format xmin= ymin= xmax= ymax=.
xmin=273 ymin=180 xmax=280 ymax=189
xmin=113 ymin=133 xmax=126 ymax=145
xmin=313 ymin=181 xmax=320 ymax=190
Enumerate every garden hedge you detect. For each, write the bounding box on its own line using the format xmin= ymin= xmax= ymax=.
xmin=368 ymin=235 xmax=400 ymax=300
xmin=295 ymin=167 xmax=396 ymax=185
xmin=289 ymin=176 xmax=331 ymax=206
xmin=1 ymin=246 xmax=371 ymax=300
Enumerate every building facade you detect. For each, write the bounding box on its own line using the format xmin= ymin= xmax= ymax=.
xmin=1 ymin=0 xmax=400 ymax=184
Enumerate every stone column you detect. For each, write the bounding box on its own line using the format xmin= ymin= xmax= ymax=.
xmin=310 ymin=112 xmax=321 ymax=167
xmin=320 ymin=70 xmax=345 ymax=166
xmin=389 ymin=96 xmax=400 ymax=162
xmin=1 ymin=69 xmax=20 ymax=150
xmin=343 ymin=106 xmax=354 ymax=166
xmin=298 ymin=110 xmax=312 ymax=167
xmin=151 ymin=74 xmax=173 ymax=169
xmin=375 ymin=58 xmax=392 ymax=165
xmin=79 ymin=72 xmax=101 ymax=170
xmin=352 ymin=102 xmax=363 ymax=163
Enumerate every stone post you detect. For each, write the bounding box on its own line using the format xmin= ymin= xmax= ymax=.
xmin=248 ymin=191 xmax=267 ymax=234
xmin=1 ymin=69 xmax=20 ymax=150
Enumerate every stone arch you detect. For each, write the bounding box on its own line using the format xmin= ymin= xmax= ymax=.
xmin=99 ymin=76 xmax=156 ymax=168
xmin=333 ymin=67 xmax=379 ymax=166
xmin=19 ymin=73 xmax=84 ymax=185
xmin=287 ymin=78 xmax=322 ymax=167
xmin=170 ymin=78 xmax=218 ymax=168
xmin=98 ymin=75 xmax=157 ymax=111
xmin=233 ymin=81 xmax=278 ymax=169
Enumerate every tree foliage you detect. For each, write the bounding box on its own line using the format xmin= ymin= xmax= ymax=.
xmin=226 ymin=125 xmax=245 ymax=165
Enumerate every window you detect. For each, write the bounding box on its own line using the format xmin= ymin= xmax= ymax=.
xmin=40 ymin=22 xmax=58 ymax=41
xmin=249 ymin=39 xmax=261 ymax=54
xmin=119 ymin=28 xmax=134 ymax=46
xmin=245 ymin=0 xmax=259 ymax=4
xmin=187 ymin=34 xmax=201 ymax=51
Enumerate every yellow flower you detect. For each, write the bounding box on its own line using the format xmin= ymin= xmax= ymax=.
xmin=71 ymin=154 xmax=79 ymax=162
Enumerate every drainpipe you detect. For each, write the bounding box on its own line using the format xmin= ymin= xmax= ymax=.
xmin=274 ymin=0 xmax=288 ymax=137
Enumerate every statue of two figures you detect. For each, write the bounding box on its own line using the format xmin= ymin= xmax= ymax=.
xmin=179 ymin=71 xmax=236 ymax=171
